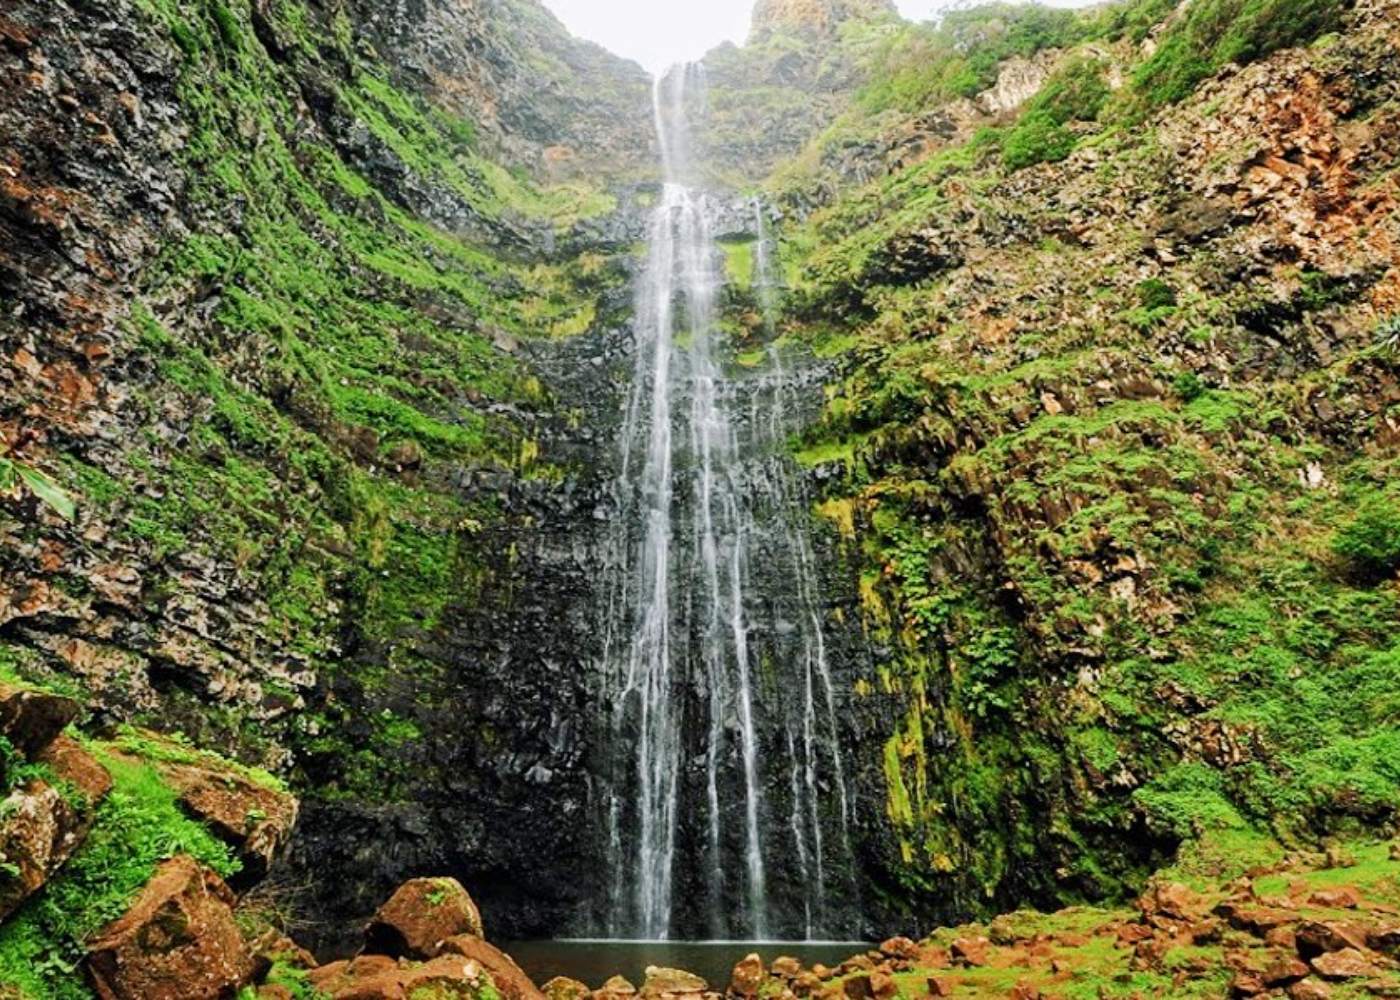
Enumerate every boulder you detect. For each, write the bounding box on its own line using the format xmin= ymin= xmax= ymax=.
xmin=365 ymin=877 xmax=483 ymax=959
xmin=0 ymin=737 xmax=111 ymax=920
xmin=596 ymin=975 xmax=639 ymax=1000
xmin=308 ymin=956 xmax=400 ymax=996
xmin=878 ymin=937 xmax=918 ymax=961
xmin=401 ymin=956 xmax=489 ymax=998
xmin=85 ymin=855 xmax=255 ymax=1000
xmin=950 ymin=936 xmax=991 ymax=967
xmin=1139 ymin=882 xmax=1206 ymax=925
xmin=1296 ymin=921 xmax=1370 ymax=956
xmin=1287 ymin=980 xmax=1332 ymax=1000
xmin=0 ymin=681 xmax=81 ymax=756
xmin=841 ymin=976 xmax=871 ymax=1000
xmin=1262 ymin=954 xmax=1311 ymax=986
xmin=729 ymin=953 xmax=767 ymax=997
xmin=1310 ymin=948 xmax=1379 ymax=980
xmin=867 ymin=972 xmax=897 ymax=1000
xmin=118 ymin=740 xmax=299 ymax=887
xmin=641 ymin=966 xmax=707 ymax=998
xmin=309 ymin=954 xmax=487 ymax=1000
xmin=544 ymin=977 xmax=592 ymax=1000
xmin=770 ymin=956 xmax=802 ymax=980
xmin=1368 ymin=922 xmax=1400 ymax=956
xmin=1307 ymin=888 xmax=1360 ymax=910
xmin=440 ymin=935 xmax=544 ymax=1000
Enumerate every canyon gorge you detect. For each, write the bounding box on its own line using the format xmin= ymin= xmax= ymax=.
xmin=0 ymin=0 xmax=1398 ymax=995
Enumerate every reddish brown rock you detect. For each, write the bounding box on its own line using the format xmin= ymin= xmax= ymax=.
xmin=1140 ymin=882 xmax=1206 ymax=925
xmin=0 ymin=680 xmax=80 ymax=755
xmin=810 ymin=964 xmax=834 ymax=981
xmin=842 ymin=975 xmax=871 ymax=1000
xmin=770 ymin=957 xmax=802 ymax=980
xmin=256 ymin=987 xmax=295 ymax=1000
xmin=917 ymin=945 xmax=951 ymax=970
xmin=1231 ymin=971 xmax=1266 ymax=996
xmin=441 ymin=936 xmax=543 ymax=1000
xmin=596 ymin=975 xmax=639 ymax=1000
xmin=1215 ymin=902 xmax=1297 ymax=934
xmin=0 ymin=736 xmax=110 ymax=920
xmin=544 ymin=977 xmax=592 ymax=1000
xmin=1309 ymin=948 xmax=1378 ymax=980
xmin=308 ymin=955 xmax=404 ymax=999
xmin=1296 ymin=920 xmax=1370 ymax=955
xmin=85 ymin=855 xmax=255 ymax=1000
xmin=365 ymin=877 xmax=484 ymax=960
xmin=400 ymin=955 xmax=488 ymax=997
xmin=1009 ymin=981 xmax=1040 ymax=1000
xmin=639 ymin=966 xmax=706 ymax=999
xmin=927 ymin=979 xmax=953 ymax=998
xmin=1368 ymin=922 xmax=1400 ymax=956
xmin=1262 ymin=954 xmax=1311 ymax=986
xmin=108 ymin=736 xmax=299 ymax=887
xmin=1287 ymin=979 xmax=1332 ymax=1000
xmin=1116 ymin=923 xmax=1155 ymax=946
xmin=950 ymin=936 xmax=991 ymax=967
xmin=1308 ymin=888 xmax=1361 ymax=910
xmin=792 ymin=972 xmax=822 ymax=996
xmin=867 ymin=972 xmax=897 ymax=1000
xmin=729 ymin=954 xmax=767 ymax=997
xmin=878 ymin=937 xmax=919 ymax=961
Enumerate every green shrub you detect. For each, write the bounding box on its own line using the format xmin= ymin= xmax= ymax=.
xmin=1002 ymin=56 xmax=1109 ymax=170
xmin=1333 ymin=489 xmax=1400 ymax=581
xmin=1131 ymin=0 xmax=1348 ymax=108
xmin=1137 ymin=279 xmax=1178 ymax=311
xmin=1003 ymin=110 xmax=1077 ymax=170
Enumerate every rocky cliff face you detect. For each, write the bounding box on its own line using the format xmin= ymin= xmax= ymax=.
xmin=1 ymin=0 xmax=1398 ymax=979
xmin=0 ymin=0 xmax=651 ymax=947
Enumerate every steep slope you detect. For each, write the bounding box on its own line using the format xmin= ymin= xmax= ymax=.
xmin=0 ymin=0 xmax=651 ymax=944
xmin=758 ymin=0 xmax=1400 ymax=933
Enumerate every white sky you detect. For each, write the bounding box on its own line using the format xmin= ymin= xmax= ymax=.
xmin=541 ymin=0 xmax=1089 ymax=73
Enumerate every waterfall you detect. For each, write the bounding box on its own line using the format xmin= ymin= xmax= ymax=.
xmin=600 ymin=63 xmax=854 ymax=942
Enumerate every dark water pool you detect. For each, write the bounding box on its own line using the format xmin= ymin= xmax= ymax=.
xmin=505 ymin=940 xmax=870 ymax=990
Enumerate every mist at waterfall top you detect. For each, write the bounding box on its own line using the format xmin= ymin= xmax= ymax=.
xmin=541 ymin=0 xmax=1092 ymax=73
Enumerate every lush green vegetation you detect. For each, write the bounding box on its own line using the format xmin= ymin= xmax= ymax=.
xmin=0 ymin=751 xmax=239 ymax=1000
xmin=767 ymin=0 xmax=1392 ymax=920
xmin=1131 ymin=0 xmax=1347 ymax=108
xmin=1002 ymin=56 xmax=1110 ymax=170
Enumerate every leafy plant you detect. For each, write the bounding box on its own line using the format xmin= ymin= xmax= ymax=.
xmin=1378 ymin=314 xmax=1400 ymax=355
xmin=1332 ymin=488 xmax=1400 ymax=581
xmin=0 ymin=432 xmax=75 ymax=520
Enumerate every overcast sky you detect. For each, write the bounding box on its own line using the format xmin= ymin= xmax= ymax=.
xmin=540 ymin=0 xmax=1088 ymax=73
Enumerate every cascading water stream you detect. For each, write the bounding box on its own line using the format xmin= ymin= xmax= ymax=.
xmin=600 ymin=63 xmax=854 ymax=943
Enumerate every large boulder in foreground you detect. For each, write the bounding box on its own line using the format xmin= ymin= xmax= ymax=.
xmin=365 ymin=877 xmax=484 ymax=959
xmin=0 ymin=735 xmax=111 ymax=920
xmin=441 ymin=936 xmax=544 ymax=1000
xmin=310 ymin=954 xmax=491 ymax=999
xmin=0 ymin=681 xmax=80 ymax=756
xmin=85 ymin=855 xmax=255 ymax=1000
xmin=642 ymin=967 xmax=707 ymax=999
xmin=113 ymin=732 xmax=299 ymax=887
